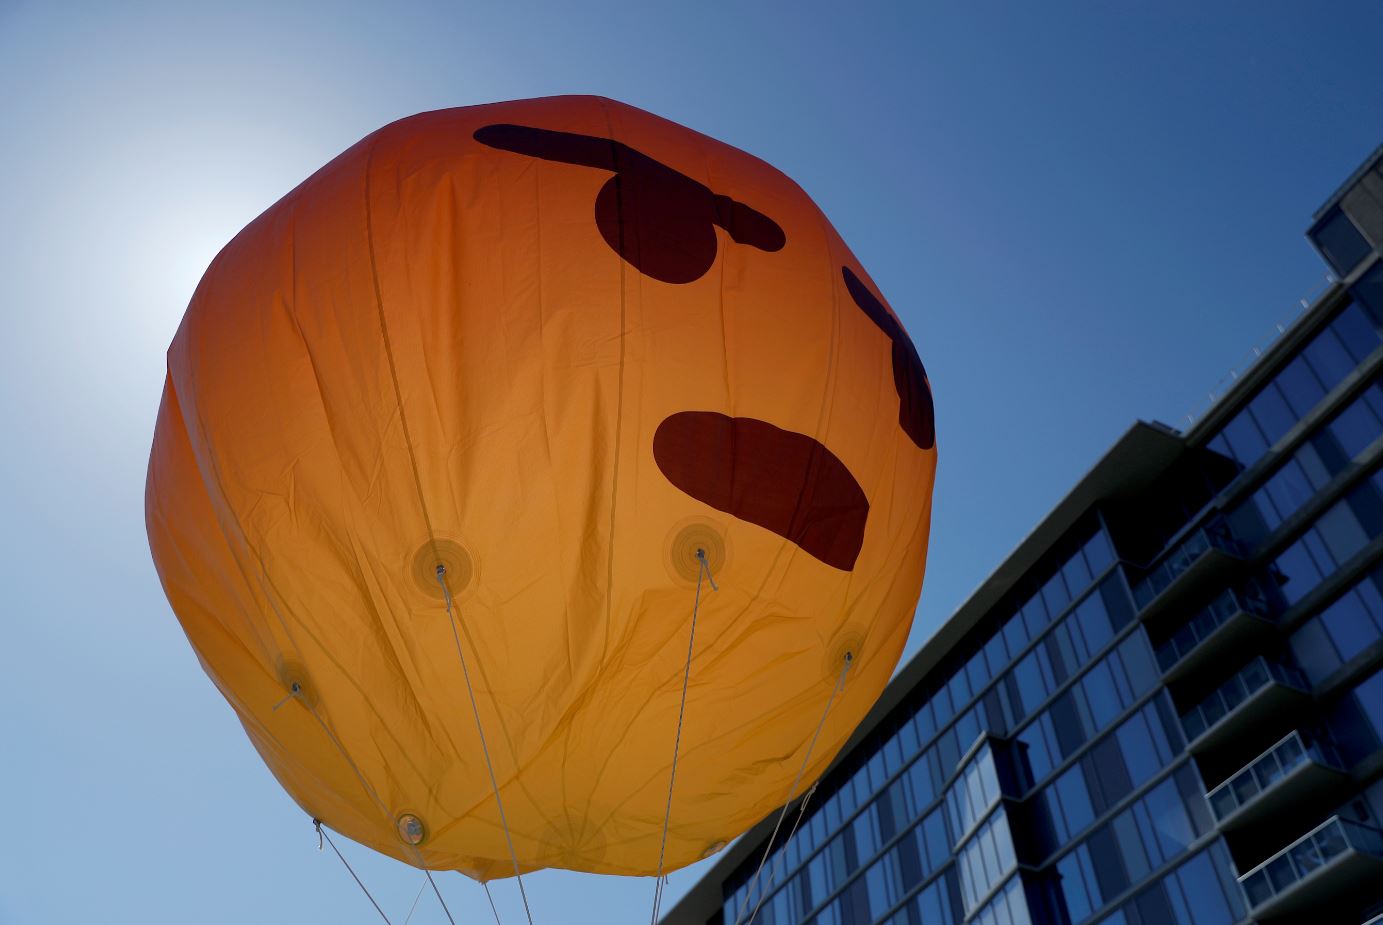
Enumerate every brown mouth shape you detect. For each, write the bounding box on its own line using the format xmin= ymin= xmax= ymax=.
xmin=653 ymin=412 xmax=868 ymax=571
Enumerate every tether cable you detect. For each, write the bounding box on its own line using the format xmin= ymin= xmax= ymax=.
xmin=649 ymin=549 xmax=717 ymax=925
xmin=402 ymin=877 xmax=428 ymax=925
xmin=732 ymin=652 xmax=853 ymax=925
xmin=438 ymin=564 xmax=536 ymax=925
xmin=483 ymin=881 xmax=504 ymax=925
xmin=315 ymin=818 xmax=394 ymax=924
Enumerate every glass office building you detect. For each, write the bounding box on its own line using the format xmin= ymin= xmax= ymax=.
xmin=662 ymin=146 xmax=1383 ymax=925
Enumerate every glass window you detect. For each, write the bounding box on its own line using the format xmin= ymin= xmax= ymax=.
xmin=1276 ymin=354 xmax=1328 ymax=419
xmin=1291 ymin=612 xmax=1343 ymax=684
xmin=1336 ymin=300 xmax=1383 ymax=364
xmin=1116 ymin=631 xmax=1159 ymax=696
xmin=1220 ymin=408 xmax=1268 ymax=466
xmin=1116 ymin=710 xmax=1161 ymax=786
xmin=1111 ymin=810 xmax=1151 ymax=884
xmin=1084 ymin=530 xmax=1115 ymax=576
xmin=1248 ymin=383 xmax=1297 ymax=446
xmin=1075 ymin=592 xmax=1113 ymax=657
xmin=1169 ymin=850 xmax=1233 ymax=925
xmin=1310 ymin=206 xmax=1372 ymax=276
xmin=1330 ymin=385 xmax=1383 ymax=459
xmin=1013 ymin=649 xmax=1050 ymax=716
xmin=1041 ymin=571 xmax=1072 ymax=619
xmin=1099 ymin=573 xmax=1135 ymax=631
xmin=1087 ymin=736 xmax=1133 ymax=812
xmin=1261 ymin=460 xmax=1315 ymax=529
xmin=1354 ymin=665 xmax=1383 ymax=743
xmin=1144 ymin=775 xmax=1195 ymax=860
xmin=1082 ymin=660 xmax=1122 ymax=729
xmin=1272 ymin=536 xmax=1326 ymax=605
xmin=1049 ymin=690 xmax=1088 ymax=757
xmin=948 ymin=669 xmax=972 ymax=713
xmin=921 ymin=806 xmax=949 ymax=871
xmin=967 ymin=652 xmax=991 ymax=698
xmin=983 ymin=633 xmax=1008 ymax=680
xmin=1001 ymin=613 xmax=1028 ymax=659
xmin=1086 ymin=826 xmax=1129 ymax=900
xmin=1020 ymin=593 xmax=1048 ymax=637
xmin=915 ymin=698 xmax=937 ymax=744
xmin=1317 ymin=495 xmax=1371 ymax=563
xmin=1321 ymin=589 xmax=1377 ymax=663
xmin=1303 ymin=325 xmax=1358 ymax=394
xmin=1063 ymin=549 xmax=1093 ymax=598
xmin=1354 ymin=265 xmax=1383 ymax=328
xmin=1056 ymin=848 xmax=1095 ymax=924
xmin=1055 ymin=764 xmax=1095 ymax=836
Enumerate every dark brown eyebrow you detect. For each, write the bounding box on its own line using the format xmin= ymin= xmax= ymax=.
xmin=475 ymin=123 xmax=785 ymax=284
xmin=843 ymin=267 xmax=935 ymax=451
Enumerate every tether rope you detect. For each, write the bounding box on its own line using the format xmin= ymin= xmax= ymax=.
xmin=745 ymin=780 xmax=821 ymax=925
xmin=316 ymin=819 xmax=394 ymax=924
xmin=732 ymin=653 xmax=853 ymax=925
xmin=402 ymin=877 xmax=428 ymax=925
xmin=299 ymin=700 xmax=459 ymax=925
xmin=437 ymin=563 xmax=536 ymax=925
xmin=649 ymin=549 xmax=717 ymax=925
xmin=426 ymin=870 xmax=457 ymax=925
xmin=483 ymin=881 xmax=504 ymax=925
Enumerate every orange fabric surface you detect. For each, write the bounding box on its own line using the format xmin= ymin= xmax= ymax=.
xmin=145 ymin=95 xmax=936 ymax=879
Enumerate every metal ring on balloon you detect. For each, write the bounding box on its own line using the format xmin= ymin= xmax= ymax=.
xmin=663 ymin=518 xmax=729 ymax=585
xmin=410 ymin=536 xmax=477 ymax=601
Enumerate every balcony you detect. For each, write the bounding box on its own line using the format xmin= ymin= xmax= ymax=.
xmin=1132 ymin=520 xmax=1246 ymax=621
xmin=1181 ymin=657 xmax=1311 ymax=753
xmin=1239 ymin=816 xmax=1383 ymax=920
xmin=1155 ymin=585 xmax=1274 ymax=683
xmin=1207 ymin=731 xmax=1347 ymax=830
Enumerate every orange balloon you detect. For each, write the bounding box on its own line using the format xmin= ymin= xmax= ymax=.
xmin=145 ymin=95 xmax=936 ymax=880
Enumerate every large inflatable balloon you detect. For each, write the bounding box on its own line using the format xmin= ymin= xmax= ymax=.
xmin=146 ymin=95 xmax=936 ymax=880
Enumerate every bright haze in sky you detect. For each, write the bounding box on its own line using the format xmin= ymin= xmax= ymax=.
xmin=2 ymin=2 xmax=1382 ymax=923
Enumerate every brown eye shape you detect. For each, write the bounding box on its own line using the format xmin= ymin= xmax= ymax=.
xmin=843 ymin=267 xmax=934 ymax=451
xmin=475 ymin=123 xmax=785 ymax=284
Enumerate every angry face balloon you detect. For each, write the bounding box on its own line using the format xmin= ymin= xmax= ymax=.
xmin=145 ymin=95 xmax=936 ymax=880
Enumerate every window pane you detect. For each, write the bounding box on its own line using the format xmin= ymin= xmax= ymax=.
xmin=1329 ymin=386 xmax=1383 ymax=459
xmin=1354 ymin=265 xmax=1383 ymax=328
xmin=1145 ymin=775 xmax=1194 ymax=859
xmin=1055 ymin=764 xmax=1095 ymax=835
xmin=1311 ymin=206 xmax=1372 ymax=276
xmin=1272 ymin=538 xmax=1325 ymax=605
xmin=1221 ymin=409 xmax=1267 ymax=466
xmin=1333 ymin=302 xmax=1382 ymax=364
xmin=1291 ymin=616 xmax=1342 ymax=684
xmin=1321 ymin=590 xmax=1378 ymax=663
xmin=1116 ymin=712 xmax=1161 ymax=786
xmin=1264 ymin=460 xmax=1315 ymax=527
xmin=1042 ymin=571 xmax=1072 ymax=619
xmin=1063 ymin=549 xmax=1093 ymax=597
xmin=1276 ymin=355 xmax=1327 ymax=419
xmin=1305 ymin=325 xmax=1358 ymax=393
xmin=1317 ymin=498 xmax=1370 ymax=564
xmin=1085 ymin=530 xmax=1115 ymax=575
xmin=1248 ymin=383 xmax=1296 ymax=446
xmin=1173 ymin=851 xmax=1233 ymax=925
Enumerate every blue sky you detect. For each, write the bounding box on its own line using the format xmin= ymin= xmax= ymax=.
xmin=1 ymin=2 xmax=1381 ymax=922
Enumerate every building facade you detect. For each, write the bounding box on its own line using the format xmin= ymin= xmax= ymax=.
xmin=663 ymin=146 xmax=1383 ymax=925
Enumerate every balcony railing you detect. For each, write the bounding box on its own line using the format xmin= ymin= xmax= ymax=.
xmin=1207 ymin=731 xmax=1345 ymax=826
xmin=1181 ymin=657 xmax=1310 ymax=748
xmin=1155 ymin=584 xmax=1272 ymax=676
xmin=1133 ymin=520 xmax=1244 ymax=612
xmin=1239 ymin=816 xmax=1383 ymax=917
